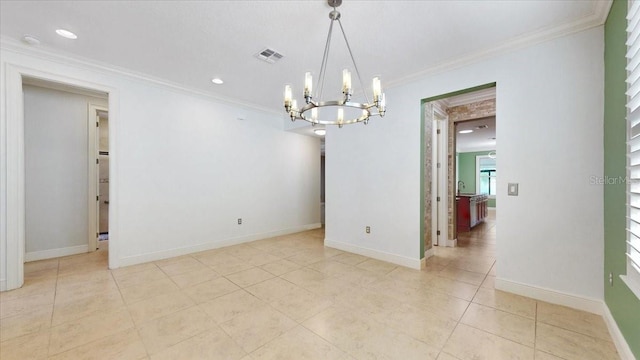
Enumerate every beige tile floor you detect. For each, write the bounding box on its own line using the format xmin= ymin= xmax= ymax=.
xmin=0 ymin=210 xmax=620 ymax=359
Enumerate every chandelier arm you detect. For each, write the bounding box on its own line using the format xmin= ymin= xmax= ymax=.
xmin=297 ymin=101 xmax=380 ymax=126
xmin=284 ymin=1 xmax=386 ymax=126
xmin=336 ymin=18 xmax=371 ymax=105
xmin=317 ymin=19 xmax=335 ymax=102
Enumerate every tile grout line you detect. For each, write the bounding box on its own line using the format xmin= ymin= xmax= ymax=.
xmin=46 ymin=257 xmax=114 ymax=358
xmin=536 ymin=317 xmax=619 ymax=344
xmin=109 ymin=266 xmax=152 ymax=360
xmin=9 ymin=225 xmax=619 ymax=360
xmin=438 ymin=217 xmax=497 ymax=359
xmin=458 ymin=320 xmax=536 ymax=350
xmin=297 ymin=310 xmax=363 ymax=359
xmin=533 ymin=301 xmax=574 ymax=360
xmin=45 ymin=259 xmax=61 ymax=358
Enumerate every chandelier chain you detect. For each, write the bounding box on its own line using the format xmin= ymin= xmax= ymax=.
xmin=317 ymin=17 xmax=335 ymax=101
xmin=336 ymin=18 xmax=370 ymax=105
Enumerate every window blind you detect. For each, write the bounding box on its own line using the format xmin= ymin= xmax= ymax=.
xmin=624 ymin=0 xmax=640 ymax=299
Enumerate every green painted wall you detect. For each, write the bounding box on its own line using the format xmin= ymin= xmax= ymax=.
xmin=457 ymin=150 xmax=497 ymax=208
xmin=604 ymin=0 xmax=640 ymax=357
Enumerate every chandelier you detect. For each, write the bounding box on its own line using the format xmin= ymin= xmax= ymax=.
xmin=283 ymin=0 xmax=386 ymax=128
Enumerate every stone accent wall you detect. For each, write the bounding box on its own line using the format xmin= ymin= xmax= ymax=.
xmin=448 ymin=119 xmax=457 ymax=240
xmin=448 ymin=99 xmax=496 ymax=122
xmin=423 ymin=103 xmax=433 ymax=252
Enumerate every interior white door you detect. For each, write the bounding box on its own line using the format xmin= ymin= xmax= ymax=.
xmin=98 ymin=112 xmax=109 ymax=237
xmin=88 ymin=104 xmax=108 ymax=252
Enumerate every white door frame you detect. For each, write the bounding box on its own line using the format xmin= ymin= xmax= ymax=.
xmin=433 ymin=105 xmax=456 ymax=247
xmin=438 ymin=115 xmax=455 ymax=247
xmin=431 ymin=116 xmax=438 ymax=248
xmin=88 ymin=104 xmax=108 ymax=252
xmin=2 ymin=63 xmax=119 ymax=291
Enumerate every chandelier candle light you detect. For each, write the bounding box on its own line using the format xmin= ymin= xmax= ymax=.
xmin=283 ymin=0 xmax=386 ymax=128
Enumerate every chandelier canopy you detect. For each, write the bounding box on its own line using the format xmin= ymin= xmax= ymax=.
xmin=283 ymin=0 xmax=386 ymax=128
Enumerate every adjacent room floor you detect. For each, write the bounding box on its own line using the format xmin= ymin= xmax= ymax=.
xmin=0 ymin=210 xmax=620 ymax=359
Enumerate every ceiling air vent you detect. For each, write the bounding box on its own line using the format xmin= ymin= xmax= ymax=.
xmin=255 ymin=48 xmax=284 ymax=64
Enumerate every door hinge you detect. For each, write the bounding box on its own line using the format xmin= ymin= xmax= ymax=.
xmin=96 ymin=159 xmax=99 ymax=164
xmin=96 ymin=121 xmax=99 ymax=127
xmin=437 ymin=162 xmax=441 ymax=168
xmin=96 ymin=196 xmax=99 ymax=201
xmin=96 ymin=232 xmax=99 ymax=238
xmin=437 ymin=230 xmax=441 ymax=236
xmin=437 ymin=196 xmax=440 ymax=202
xmin=437 ymin=129 xmax=441 ymax=135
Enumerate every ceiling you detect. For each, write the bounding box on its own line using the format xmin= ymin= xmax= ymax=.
xmin=0 ymin=1 xmax=610 ymax=124
xmin=456 ymin=116 xmax=496 ymax=153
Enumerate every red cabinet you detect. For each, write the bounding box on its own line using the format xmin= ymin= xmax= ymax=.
xmin=456 ymin=194 xmax=488 ymax=232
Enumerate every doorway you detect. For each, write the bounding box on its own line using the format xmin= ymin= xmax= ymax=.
xmin=421 ymin=84 xmax=496 ymax=261
xmin=3 ymin=63 xmax=117 ymax=291
xmin=454 ymin=118 xmax=496 ymax=236
xmin=446 ymin=90 xmax=496 ymax=243
xmin=23 ymin=79 xmax=108 ymax=262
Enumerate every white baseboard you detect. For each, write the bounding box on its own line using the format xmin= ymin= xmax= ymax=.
xmin=117 ymin=223 xmax=322 ymax=268
xmin=424 ymin=247 xmax=435 ymax=259
xmin=421 ymin=246 xmax=434 ymax=269
xmin=324 ymin=238 xmax=422 ymax=269
xmin=445 ymin=238 xmax=458 ymax=247
xmin=602 ymin=302 xmax=636 ymax=360
xmin=0 ymin=279 xmax=6 ymax=292
xmin=25 ymin=244 xmax=89 ymax=262
xmin=496 ymin=278 xmax=636 ymax=359
xmin=495 ymin=278 xmax=604 ymax=315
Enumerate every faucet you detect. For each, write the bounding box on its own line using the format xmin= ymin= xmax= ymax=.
xmin=457 ymin=181 xmax=465 ymax=195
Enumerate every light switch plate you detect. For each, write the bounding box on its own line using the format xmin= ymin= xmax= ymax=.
xmin=508 ymin=183 xmax=519 ymax=196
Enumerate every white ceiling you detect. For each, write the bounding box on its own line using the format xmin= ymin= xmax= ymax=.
xmin=0 ymin=0 xmax=610 ymax=121
xmin=456 ymin=116 xmax=496 ymax=153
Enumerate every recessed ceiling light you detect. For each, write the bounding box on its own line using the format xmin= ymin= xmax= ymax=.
xmin=22 ymin=35 xmax=40 ymax=45
xmin=211 ymin=78 xmax=224 ymax=85
xmin=459 ymin=129 xmax=473 ymax=134
xmin=314 ymin=129 xmax=326 ymax=136
xmin=56 ymin=29 xmax=77 ymax=39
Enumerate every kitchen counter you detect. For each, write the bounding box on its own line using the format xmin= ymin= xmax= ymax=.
xmin=456 ymin=193 xmax=488 ymax=232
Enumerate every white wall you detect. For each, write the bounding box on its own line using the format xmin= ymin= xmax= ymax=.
xmin=1 ymin=42 xmax=321 ymax=289
xmin=115 ymin=85 xmax=321 ymax=262
xmin=327 ymin=27 xmax=605 ymax=300
xmin=23 ymin=85 xmax=107 ymax=257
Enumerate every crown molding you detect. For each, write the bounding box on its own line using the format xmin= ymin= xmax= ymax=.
xmin=594 ymin=0 xmax=615 ymax=25
xmin=0 ymin=36 xmax=283 ymax=118
xmin=444 ymin=88 xmax=497 ymax=108
xmin=22 ymin=76 xmax=108 ymax=99
xmin=386 ymin=0 xmax=613 ymax=91
xmin=1 ymin=0 xmax=613 ymax=116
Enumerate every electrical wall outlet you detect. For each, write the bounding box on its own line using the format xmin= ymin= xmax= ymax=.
xmin=237 ymin=218 xmax=242 ymax=225
xmin=609 ymin=272 xmax=613 ymax=286
xmin=365 ymin=226 xmax=370 ymax=234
